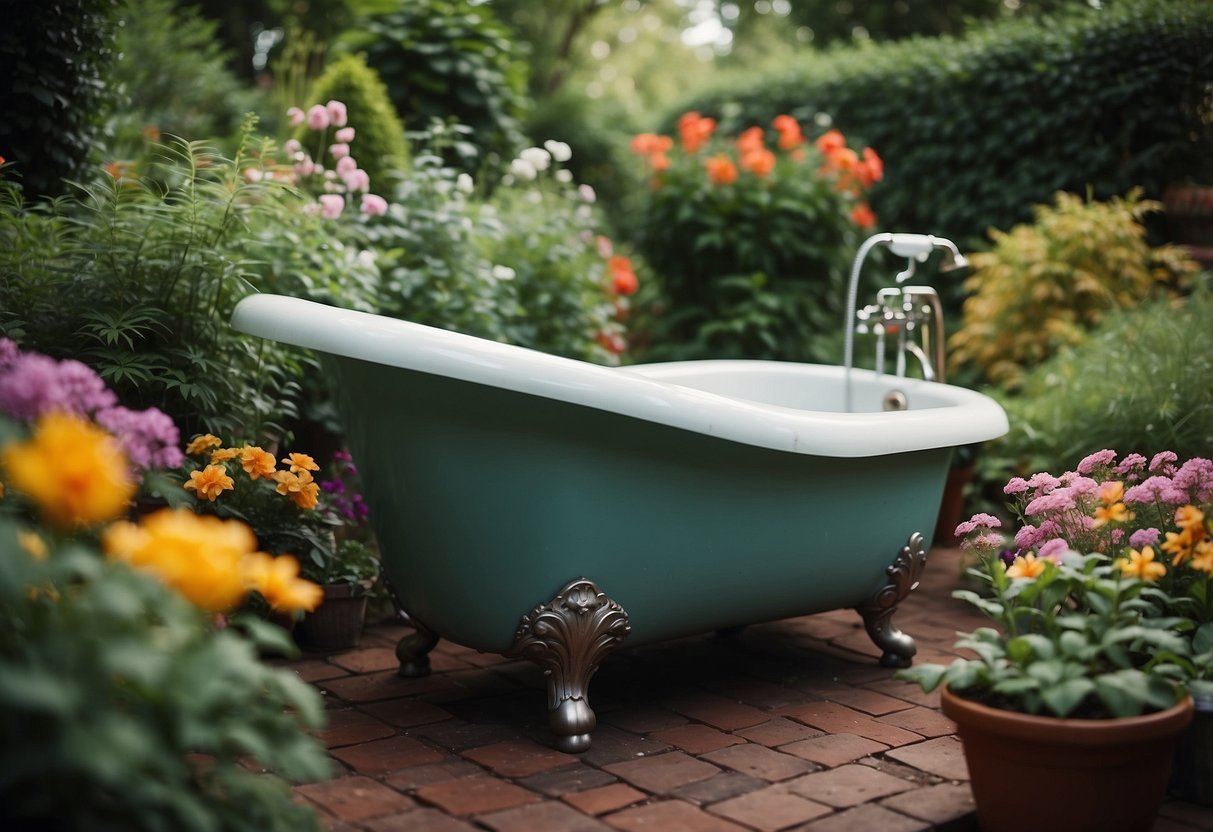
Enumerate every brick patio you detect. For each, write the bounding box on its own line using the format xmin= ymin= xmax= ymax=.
xmin=288 ymin=546 xmax=1213 ymax=831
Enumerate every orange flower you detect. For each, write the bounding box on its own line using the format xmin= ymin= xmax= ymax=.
xmin=1006 ymin=553 xmax=1046 ymax=579
xmin=859 ymin=147 xmax=884 ymax=186
xmin=850 ymin=202 xmax=877 ymax=229
xmin=210 ymin=447 xmax=240 ymax=463
xmin=283 ymin=452 xmax=320 ymax=474
xmin=815 ymin=128 xmax=846 ymax=157
xmin=705 ymin=154 xmax=738 ymax=185
xmin=736 ymin=126 xmax=765 ymax=156
xmin=273 ymin=469 xmax=320 ymax=510
xmin=184 ymin=464 xmax=235 ymax=501
xmin=772 ymin=115 xmax=804 ymax=150
xmin=678 ymin=112 xmax=716 ymax=153
xmin=243 ymin=551 xmax=323 ymax=613
xmin=740 ymin=148 xmax=776 ymax=178
xmin=0 ymin=154 xmax=7 ymax=166
xmin=608 ymin=255 xmax=639 ymax=296
xmin=185 ymin=433 xmax=222 ymax=456
xmin=239 ymin=446 xmax=278 ymax=480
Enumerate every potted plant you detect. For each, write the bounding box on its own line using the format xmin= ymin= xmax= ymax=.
xmin=901 ymin=449 xmax=1213 ymax=831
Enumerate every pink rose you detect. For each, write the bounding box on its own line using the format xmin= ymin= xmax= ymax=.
xmin=287 ymin=106 xmax=305 ymax=127
xmin=327 ymin=100 xmax=348 ymax=127
xmin=306 ymin=104 xmax=329 ymax=130
xmin=329 ymin=143 xmax=350 ymax=160
xmin=318 ymin=194 xmax=344 ymax=220
xmin=343 ymin=168 xmax=370 ymax=193
xmin=361 ymin=194 xmax=388 ymax=216
xmin=335 ymin=126 xmax=355 ymax=143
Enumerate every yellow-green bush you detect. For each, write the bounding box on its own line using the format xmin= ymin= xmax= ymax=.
xmin=948 ymin=190 xmax=1197 ymax=388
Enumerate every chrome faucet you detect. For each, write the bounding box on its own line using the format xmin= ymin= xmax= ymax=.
xmin=843 ymin=234 xmax=968 ymax=411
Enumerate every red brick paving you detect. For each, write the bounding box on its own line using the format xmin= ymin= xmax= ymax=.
xmin=288 ymin=546 xmax=1213 ymax=831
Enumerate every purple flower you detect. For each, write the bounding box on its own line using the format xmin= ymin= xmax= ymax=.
xmin=0 ymin=353 xmax=116 ymax=420
xmin=1003 ymin=477 xmax=1029 ymax=495
xmin=0 ymin=338 xmax=19 ymax=371
xmin=1076 ymin=449 xmax=1116 ymax=475
xmin=1150 ymin=451 xmax=1178 ymax=475
xmin=1129 ymin=528 xmax=1161 ymax=548
xmin=95 ymin=405 xmax=183 ymax=470
xmin=1115 ymin=453 xmax=1147 ymax=475
xmin=320 ymin=478 xmax=345 ymax=495
xmin=1124 ymin=476 xmax=1180 ymax=505
xmin=1037 ymin=538 xmax=1069 ymax=561
xmin=1172 ymin=457 xmax=1213 ymax=504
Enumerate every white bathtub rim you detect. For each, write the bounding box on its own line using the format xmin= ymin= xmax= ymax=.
xmin=231 ymin=294 xmax=1008 ymax=458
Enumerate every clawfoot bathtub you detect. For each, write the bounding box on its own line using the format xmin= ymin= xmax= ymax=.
xmin=232 ymin=294 xmax=1008 ymax=752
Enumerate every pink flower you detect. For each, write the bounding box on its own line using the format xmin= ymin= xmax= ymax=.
xmin=327 ymin=100 xmax=348 ymax=127
xmin=1037 ymin=538 xmax=1069 ymax=561
xmin=343 ymin=168 xmax=370 ymax=193
xmin=1025 ymin=488 xmax=1077 ymax=516
xmin=360 ymin=194 xmax=388 ymax=217
xmin=1004 ymin=477 xmax=1029 ymax=495
xmin=335 ymin=126 xmax=355 ymax=143
xmin=1124 ymin=476 xmax=1179 ymax=505
xmin=1172 ymin=457 xmax=1213 ymax=503
xmin=1115 ymin=453 xmax=1147 ymax=475
xmin=969 ymin=532 xmax=1004 ymax=551
xmin=295 ymin=155 xmax=316 ymax=177
xmin=954 ymin=513 xmax=1002 ymax=537
xmin=318 ymin=194 xmax=344 ymax=219
xmin=284 ymin=138 xmax=302 ymax=156
xmin=329 ymin=142 xmax=350 ymax=160
xmin=1150 ymin=451 xmax=1178 ymax=475
xmin=335 ymin=156 xmax=358 ymax=176
xmin=1027 ymin=472 xmax=1060 ymax=493
xmin=1076 ymin=449 xmax=1116 ymax=475
xmin=287 ymin=106 xmax=305 ymax=127
xmin=306 ymin=104 xmax=329 ymax=131
xmin=95 ymin=405 xmax=183 ymax=470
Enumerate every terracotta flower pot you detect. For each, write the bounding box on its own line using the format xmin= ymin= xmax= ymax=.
xmin=942 ymin=686 xmax=1193 ymax=832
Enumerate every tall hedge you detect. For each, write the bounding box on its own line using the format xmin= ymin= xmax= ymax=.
xmin=0 ymin=0 xmax=121 ymax=200
xmin=672 ymin=0 xmax=1213 ymax=246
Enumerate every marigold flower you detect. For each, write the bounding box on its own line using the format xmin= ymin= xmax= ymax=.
xmin=210 ymin=447 xmax=240 ymax=463
xmin=243 ymin=551 xmax=323 ymax=613
xmin=1091 ymin=501 xmax=1134 ymax=528
xmin=815 ymin=128 xmax=846 ymax=157
xmin=1191 ymin=541 xmax=1213 ymax=575
xmin=678 ymin=112 xmax=716 ymax=153
xmin=850 ymin=202 xmax=876 ymax=229
xmin=17 ymin=529 xmax=47 ymax=560
xmin=103 ymin=508 xmax=254 ymax=612
xmin=2 ymin=411 xmax=136 ymax=528
xmin=185 ymin=464 xmax=235 ymax=502
xmin=1116 ymin=546 xmax=1167 ymax=582
xmin=772 ymin=115 xmax=804 ymax=150
xmin=705 ymin=154 xmax=738 ymax=185
xmin=284 ymin=452 xmax=320 ymax=474
xmin=1162 ymin=527 xmax=1197 ymax=565
xmin=1176 ymin=505 xmax=1206 ymax=533
xmin=629 ymin=133 xmax=673 ymax=156
xmin=1006 ymin=553 xmax=1047 ymax=579
xmin=239 ymin=446 xmax=278 ymax=480
xmin=274 ymin=469 xmax=320 ymax=510
xmin=736 ymin=126 xmax=766 ymax=155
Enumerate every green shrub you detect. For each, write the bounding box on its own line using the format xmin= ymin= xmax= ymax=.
xmin=949 ymin=190 xmax=1198 ymax=388
xmin=673 ymin=0 xmax=1213 ymax=248
xmin=977 ymin=284 xmax=1213 ymax=492
xmin=623 ymin=113 xmax=881 ymax=363
xmin=0 ymin=0 xmax=121 ymax=201
xmin=108 ymin=0 xmax=267 ymax=157
xmin=298 ymin=53 xmax=410 ymax=193
xmin=340 ymin=0 xmax=530 ymax=170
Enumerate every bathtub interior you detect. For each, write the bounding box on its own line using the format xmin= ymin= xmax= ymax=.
xmin=329 ymin=355 xmax=952 ymax=654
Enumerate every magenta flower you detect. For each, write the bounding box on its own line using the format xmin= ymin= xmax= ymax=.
xmin=360 ymin=193 xmax=388 ymax=216
xmin=95 ymin=405 xmax=183 ymax=470
xmin=0 ymin=353 xmax=116 ymax=420
xmin=326 ymin=100 xmax=348 ymax=127
xmin=306 ymin=104 xmax=329 ymax=131
xmin=0 ymin=338 xmax=19 ymax=371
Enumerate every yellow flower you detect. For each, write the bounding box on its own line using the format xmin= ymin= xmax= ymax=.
xmin=1006 ymin=553 xmax=1047 ymax=579
xmin=210 ymin=447 xmax=240 ymax=464
xmin=1116 ymin=546 xmax=1167 ymax=582
xmin=273 ymin=469 xmax=319 ymax=510
xmin=243 ymin=551 xmax=323 ymax=613
xmin=1190 ymin=541 xmax=1213 ymax=576
xmin=102 ymin=508 xmax=255 ymax=612
xmin=239 ymin=446 xmax=278 ymax=480
xmin=282 ymin=452 xmax=320 ymax=474
xmin=1091 ymin=503 xmax=1134 ymax=529
xmin=2 ymin=411 xmax=136 ymax=528
xmin=17 ymin=529 xmax=47 ymax=560
xmin=185 ymin=434 xmax=223 ymax=456
xmin=1162 ymin=527 xmax=1197 ymax=566
xmin=1175 ymin=505 xmax=1207 ymax=537
xmin=184 ymin=464 xmax=235 ymax=502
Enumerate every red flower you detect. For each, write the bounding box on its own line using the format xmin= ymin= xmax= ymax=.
xmin=736 ymin=126 xmax=765 ymax=156
xmin=850 ymin=202 xmax=877 ymax=229
xmin=678 ymin=112 xmax=716 ymax=153
xmin=858 ymin=147 xmax=884 ymax=187
xmin=705 ymin=154 xmax=738 ymax=185
xmin=814 ymin=128 xmax=846 ymax=158
xmin=740 ymin=148 xmax=776 ymax=178
xmin=772 ymin=115 xmax=804 ymax=150
xmin=608 ymin=255 xmax=639 ymax=296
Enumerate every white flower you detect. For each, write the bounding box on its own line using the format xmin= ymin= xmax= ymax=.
xmin=578 ymin=183 xmax=596 ymax=203
xmin=555 ymin=169 xmax=573 ymax=184
xmin=491 ymin=265 xmax=516 ymax=281
xmin=519 ymin=146 xmax=551 ymax=172
xmin=543 ymin=140 xmax=572 ymax=162
xmin=455 ymin=172 xmax=474 ymax=194
xmin=509 ymin=158 xmax=537 ymax=181
xmin=356 ymin=249 xmax=378 ymax=269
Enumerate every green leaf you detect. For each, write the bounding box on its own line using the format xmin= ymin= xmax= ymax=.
xmin=1041 ymin=678 xmax=1095 ymax=717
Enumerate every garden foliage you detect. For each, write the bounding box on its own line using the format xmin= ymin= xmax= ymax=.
xmin=0 ymin=0 xmax=121 ymax=201
xmin=672 ymin=0 xmax=1213 ymax=247
xmin=298 ymin=53 xmax=410 ymax=194
xmin=340 ymin=0 xmax=530 ymax=170
xmin=949 ymin=190 xmax=1198 ymax=388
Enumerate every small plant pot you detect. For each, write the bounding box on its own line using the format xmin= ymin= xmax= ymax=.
xmin=943 ymin=686 xmax=1193 ymax=832
xmin=294 ymin=583 xmax=368 ymax=653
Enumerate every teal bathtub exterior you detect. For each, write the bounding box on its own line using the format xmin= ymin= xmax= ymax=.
xmin=231 ymin=294 xmax=1008 ymax=751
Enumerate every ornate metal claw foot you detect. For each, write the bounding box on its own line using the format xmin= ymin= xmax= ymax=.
xmin=505 ymin=577 xmax=631 ymax=753
xmin=856 ymin=533 xmax=928 ymax=668
xmin=396 ymin=618 xmax=439 ymax=678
